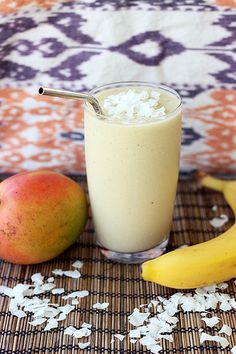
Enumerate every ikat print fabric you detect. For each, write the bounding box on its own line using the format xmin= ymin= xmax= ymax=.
xmin=0 ymin=0 xmax=235 ymax=174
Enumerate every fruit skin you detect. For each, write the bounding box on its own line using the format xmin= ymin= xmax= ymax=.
xmin=142 ymin=173 xmax=236 ymax=289
xmin=0 ymin=170 xmax=87 ymax=264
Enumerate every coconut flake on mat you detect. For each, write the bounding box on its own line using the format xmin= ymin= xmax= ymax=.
xmin=201 ymin=316 xmax=220 ymax=327
xmin=139 ymin=335 xmax=156 ymax=347
xmin=149 ymin=344 xmax=163 ymax=354
xmin=57 ymin=313 xmax=67 ymax=321
xmin=0 ymin=285 xmax=14 ymax=297
xmin=209 ymin=214 xmax=229 ymax=228
xmin=29 ymin=318 xmax=47 ymax=326
xmin=47 ymin=277 xmax=54 ymax=283
xmin=12 ymin=309 xmax=27 ymax=318
xmin=52 ymin=268 xmax=81 ymax=278
xmin=44 ymin=318 xmax=59 ymax=331
xmin=129 ymin=329 xmax=141 ymax=338
xmin=64 ymin=270 xmax=81 ymax=279
xmin=63 ymin=290 xmax=89 ymax=299
xmin=78 ymin=342 xmax=90 ymax=349
xmin=72 ymin=260 xmax=83 ymax=269
xmin=64 ymin=326 xmax=77 ymax=336
xmin=31 ymin=273 xmax=44 ymax=285
xmin=58 ymin=304 xmax=75 ymax=315
xmin=102 ymin=89 xmax=166 ymax=123
xmin=158 ymin=311 xmax=178 ymax=325
xmin=12 ymin=284 xmax=31 ymax=300
xmin=73 ymin=327 xmax=91 ymax=339
xmin=41 ymin=283 xmax=56 ymax=292
xmin=231 ymin=346 xmax=236 ymax=354
xmin=220 ymin=301 xmax=232 ymax=311
xmin=219 ymin=324 xmax=232 ymax=336
xmin=229 ymin=299 xmax=236 ymax=309
xmin=82 ymin=322 xmax=92 ymax=329
xmin=71 ymin=299 xmax=79 ymax=305
xmin=114 ymin=334 xmax=125 ymax=341
xmin=200 ymin=332 xmax=229 ymax=349
xmin=128 ymin=308 xmax=149 ymax=326
xmin=52 ymin=269 xmax=64 ymax=276
xmin=51 ymin=288 xmax=64 ymax=295
xmin=92 ymin=302 xmax=109 ymax=310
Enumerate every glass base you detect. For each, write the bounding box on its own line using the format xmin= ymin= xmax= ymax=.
xmin=99 ymin=236 xmax=169 ymax=264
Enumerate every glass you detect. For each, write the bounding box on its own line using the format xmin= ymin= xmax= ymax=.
xmin=84 ymin=81 xmax=182 ymax=264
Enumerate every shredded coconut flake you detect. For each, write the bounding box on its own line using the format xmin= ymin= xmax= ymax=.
xmin=29 ymin=318 xmax=47 ymax=326
xmin=129 ymin=329 xmax=141 ymax=338
xmin=63 ymin=270 xmax=81 ymax=279
xmin=219 ymin=324 xmax=232 ymax=336
xmin=231 ymin=346 xmax=236 ymax=354
xmin=44 ymin=318 xmax=58 ymax=331
xmin=92 ymin=302 xmax=109 ymax=310
xmin=0 ymin=285 xmax=14 ymax=297
xmin=64 ymin=326 xmax=76 ymax=336
xmin=209 ymin=214 xmax=229 ymax=228
xmin=102 ymin=89 xmax=166 ymax=123
xmin=52 ymin=269 xmax=64 ymax=276
xmin=31 ymin=273 xmax=44 ymax=285
xmin=59 ymin=304 xmax=75 ymax=315
xmin=57 ymin=313 xmax=67 ymax=321
xmin=128 ymin=309 xmax=149 ymax=326
xmin=114 ymin=334 xmax=125 ymax=341
xmin=201 ymin=316 xmax=220 ymax=327
xmin=12 ymin=309 xmax=27 ymax=318
xmin=72 ymin=260 xmax=83 ymax=269
xmin=73 ymin=327 xmax=91 ymax=339
xmin=47 ymin=277 xmax=54 ymax=283
xmin=139 ymin=335 xmax=156 ymax=347
xmin=51 ymin=288 xmax=64 ymax=295
xmin=63 ymin=290 xmax=89 ymax=299
xmin=78 ymin=342 xmax=90 ymax=349
xmin=71 ymin=299 xmax=79 ymax=305
xmin=82 ymin=322 xmax=92 ymax=329
xmin=220 ymin=301 xmax=232 ymax=311
xmin=149 ymin=344 xmax=163 ymax=354
xmin=200 ymin=332 xmax=229 ymax=349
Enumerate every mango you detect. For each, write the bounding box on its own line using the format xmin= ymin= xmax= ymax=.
xmin=0 ymin=170 xmax=87 ymax=264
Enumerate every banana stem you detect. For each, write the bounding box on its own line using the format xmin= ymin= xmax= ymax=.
xmin=198 ymin=173 xmax=225 ymax=192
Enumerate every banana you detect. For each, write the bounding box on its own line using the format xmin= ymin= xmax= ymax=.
xmin=142 ymin=173 xmax=236 ymax=289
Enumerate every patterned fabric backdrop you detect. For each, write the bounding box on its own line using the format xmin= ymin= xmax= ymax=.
xmin=0 ymin=0 xmax=235 ymax=175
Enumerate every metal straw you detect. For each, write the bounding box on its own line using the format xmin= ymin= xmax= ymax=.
xmin=38 ymin=87 xmax=103 ymax=115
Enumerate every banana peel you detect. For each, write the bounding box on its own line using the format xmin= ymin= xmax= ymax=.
xmin=142 ymin=173 xmax=236 ymax=289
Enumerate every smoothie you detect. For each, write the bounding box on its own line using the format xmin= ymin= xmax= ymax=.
xmin=84 ymin=82 xmax=182 ymax=260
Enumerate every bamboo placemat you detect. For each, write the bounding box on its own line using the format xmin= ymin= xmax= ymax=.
xmin=0 ymin=175 xmax=235 ymax=353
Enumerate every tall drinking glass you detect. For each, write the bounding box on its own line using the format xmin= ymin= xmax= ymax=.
xmin=84 ymin=81 xmax=182 ymax=264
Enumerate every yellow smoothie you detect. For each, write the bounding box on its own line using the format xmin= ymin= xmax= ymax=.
xmin=84 ymin=83 xmax=182 ymax=255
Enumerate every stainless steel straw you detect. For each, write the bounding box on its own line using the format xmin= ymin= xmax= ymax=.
xmin=39 ymin=87 xmax=103 ymax=115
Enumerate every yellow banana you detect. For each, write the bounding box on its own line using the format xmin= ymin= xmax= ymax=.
xmin=142 ymin=173 xmax=236 ymax=289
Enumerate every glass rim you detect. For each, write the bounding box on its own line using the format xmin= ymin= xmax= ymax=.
xmin=85 ymin=80 xmax=182 ymax=122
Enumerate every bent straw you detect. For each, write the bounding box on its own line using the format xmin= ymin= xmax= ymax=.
xmin=39 ymin=87 xmax=103 ymax=115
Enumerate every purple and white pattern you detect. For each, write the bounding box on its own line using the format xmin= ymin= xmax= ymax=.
xmin=0 ymin=0 xmax=235 ymax=174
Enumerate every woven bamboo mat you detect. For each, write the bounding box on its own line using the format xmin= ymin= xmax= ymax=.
xmin=0 ymin=175 xmax=236 ymax=354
